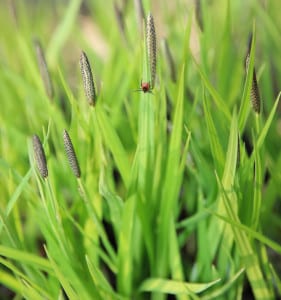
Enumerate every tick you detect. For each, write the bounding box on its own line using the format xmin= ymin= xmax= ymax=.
xmin=134 ymin=80 xmax=153 ymax=93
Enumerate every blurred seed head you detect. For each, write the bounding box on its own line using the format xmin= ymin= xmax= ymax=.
xmin=146 ymin=13 xmax=157 ymax=88
xmin=32 ymin=135 xmax=48 ymax=179
xmin=162 ymin=39 xmax=177 ymax=82
xmin=114 ymin=2 xmax=127 ymax=44
xmin=80 ymin=51 xmax=96 ymax=106
xmin=195 ymin=0 xmax=204 ymax=31
xmin=34 ymin=39 xmax=54 ymax=100
xmin=134 ymin=0 xmax=145 ymax=36
xmin=250 ymin=71 xmax=261 ymax=114
xmin=63 ymin=129 xmax=81 ymax=178
xmin=8 ymin=0 xmax=18 ymax=28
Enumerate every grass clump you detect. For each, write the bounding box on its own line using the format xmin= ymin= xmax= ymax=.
xmin=0 ymin=1 xmax=281 ymax=300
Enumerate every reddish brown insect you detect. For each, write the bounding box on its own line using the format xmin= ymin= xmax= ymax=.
xmin=134 ymin=80 xmax=153 ymax=93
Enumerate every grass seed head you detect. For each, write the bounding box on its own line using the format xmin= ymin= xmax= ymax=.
xmin=250 ymin=70 xmax=261 ymax=114
xmin=80 ymin=51 xmax=96 ymax=106
xmin=63 ymin=129 xmax=81 ymax=178
xmin=244 ymin=34 xmax=261 ymax=114
xmin=114 ymin=3 xmax=127 ymax=43
xmin=34 ymin=39 xmax=54 ymax=100
xmin=146 ymin=13 xmax=157 ymax=89
xmin=195 ymin=0 xmax=204 ymax=31
xmin=32 ymin=135 xmax=48 ymax=179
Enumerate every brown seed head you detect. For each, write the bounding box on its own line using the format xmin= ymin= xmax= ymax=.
xmin=32 ymin=135 xmax=48 ymax=179
xmin=80 ymin=51 xmax=96 ymax=106
xmin=34 ymin=39 xmax=54 ymax=99
xmin=146 ymin=13 xmax=157 ymax=88
xmin=63 ymin=130 xmax=81 ymax=178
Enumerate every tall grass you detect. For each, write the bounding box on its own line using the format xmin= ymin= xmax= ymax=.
xmin=0 ymin=0 xmax=281 ymax=299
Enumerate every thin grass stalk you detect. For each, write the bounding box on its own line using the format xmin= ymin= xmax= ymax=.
xmin=80 ymin=51 xmax=96 ymax=106
xmin=162 ymin=39 xmax=177 ymax=82
xmin=146 ymin=13 xmax=157 ymax=89
xmin=237 ymin=134 xmax=240 ymax=169
xmin=32 ymin=135 xmax=48 ymax=179
xmin=8 ymin=0 xmax=18 ymax=28
xmin=63 ymin=129 xmax=81 ymax=178
xmin=34 ymin=39 xmax=54 ymax=99
xmin=195 ymin=0 xmax=204 ymax=31
xmin=134 ymin=0 xmax=145 ymax=36
xmin=114 ymin=2 xmax=127 ymax=44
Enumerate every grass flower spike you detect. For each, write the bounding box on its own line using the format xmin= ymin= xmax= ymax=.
xmin=34 ymin=39 xmax=54 ymax=99
xmin=146 ymin=13 xmax=157 ymax=89
xmin=32 ymin=135 xmax=48 ymax=179
xmin=245 ymin=36 xmax=261 ymax=114
xmin=63 ymin=129 xmax=81 ymax=178
xmin=80 ymin=51 xmax=96 ymax=106
xmin=249 ymin=70 xmax=261 ymax=114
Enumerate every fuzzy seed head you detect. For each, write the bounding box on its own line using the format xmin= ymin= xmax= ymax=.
xmin=32 ymin=135 xmax=48 ymax=179
xmin=250 ymin=70 xmax=261 ymax=114
xmin=34 ymin=39 xmax=54 ymax=99
xmin=244 ymin=36 xmax=261 ymax=114
xmin=63 ymin=130 xmax=81 ymax=178
xmin=80 ymin=51 xmax=96 ymax=106
xmin=146 ymin=13 xmax=157 ymax=89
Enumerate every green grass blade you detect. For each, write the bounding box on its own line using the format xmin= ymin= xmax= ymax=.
xmin=202 ymin=268 xmax=245 ymax=300
xmin=0 ymin=245 xmax=52 ymax=273
xmin=47 ymin=0 xmax=82 ymax=67
xmin=203 ymin=91 xmax=225 ymax=175
xmin=156 ymin=64 xmax=185 ymax=276
xmin=139 ymin=278 xmax=221 ymax=295
xmin=96 ymin=107 xmax=131 ymax=188
xmin=117 ymin=195 xmax=136 ymax=296
xmin=238 ymin=22 xmax=256 ymax=131
xmin=208 ymin=110 xmax=238 ymax=257
xmin=192 ymin=59 xmax=231 ymax=122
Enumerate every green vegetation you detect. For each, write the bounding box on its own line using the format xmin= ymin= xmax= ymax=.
xmin=0 ymin=0 xmax=281 ymax=299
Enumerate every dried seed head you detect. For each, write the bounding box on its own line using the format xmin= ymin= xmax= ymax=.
xmin=34 ymin=39 xmax=54 ymax=99
xmin=80 ymin=51 xmax=96 ymax=106
xmin=162 ymin=39 xmax=177 ymax=82
xmin=63 ymin=129 xmax=81 ymax=178
xmin=146 ymin=13 xmax=157 ymax=89
xmin=32 ymin=135 xmax=48 ymax=179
